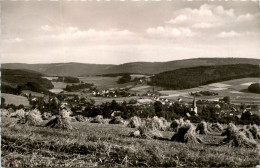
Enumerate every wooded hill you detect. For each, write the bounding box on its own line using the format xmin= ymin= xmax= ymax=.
xmin=2 ymin=58 xmax=260 ymax=76
xmin=149 ymin=64 xmax=260 ymax=89
xmin=1 ymin=69 xmax=54 ymax=94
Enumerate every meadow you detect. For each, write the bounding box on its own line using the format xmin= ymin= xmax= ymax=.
xmin=1 ymin=93 xmax=30 ymax=106
xmin=1 ymin=117 xmax=259 ymax=167
xmin=21 ymin=90 xmax=44 ymax=97
xmin=49 ymin=82 xmax=67 ymax=94
xmin=157 ymin=78 xmax=260 ymax=103
xmin=78 ymin=76 xmax=134 ymax=90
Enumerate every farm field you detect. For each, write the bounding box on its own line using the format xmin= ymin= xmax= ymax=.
xmin=130 ymin=85 xmax=152 ymax=92
xmin=21 ymin=90 xmax=44 ymax=97
xmin=1 ymin=117 xmax=259 ymax=167
xmin=1 ymin=93 xmax=30 ymax=106
xmin=157 ymin=78 xmax=260 ymax=104
xmin=49 ymin=82 xmax=67 ymax=94
xmin=42 ymin=77 xmax=70 ymax=93
xmin=78 ymin=76 xmax=135 ymax=90
xmin=42 ymin=76 xmax=58 ymax=80
xmin=92 ymin=96 xmax=140 ymax=105
xmin=130 ymin=74 xmax=149 ymax=80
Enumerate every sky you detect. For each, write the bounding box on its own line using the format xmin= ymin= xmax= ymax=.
xmin=1 ymin=1 xmax=260 ymax=64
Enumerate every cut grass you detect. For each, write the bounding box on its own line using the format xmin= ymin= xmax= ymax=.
xmin=1 ymin=117 xmax=259 ymax=167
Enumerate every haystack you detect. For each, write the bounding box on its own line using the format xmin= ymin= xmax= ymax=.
xmin=1 ymin=109 xmax=9 ymax=117
xmin=15 ymin=109 xmax=26 ymax=119
xmin=146 ymin=116 xmax=170 ymax=131
xmin=8 ymin=108 xmax=15 ymax=114
xmin=129 ymin=123 xmax=163 ymax=139
xmin=127 ymin=116 xmax=143 ymax=128
xmin=109 ymin=116 xmax=125 ymax=125
xmin=129 ymin=130 xmax=141 ymax=137
xmin=59 ymin=109 xmax=72 ymax=118
xmin=171 ymin=121 xmax=203 ymax=144
xmin=75 ymin=115 xmax=85 ymax=122
xmin=210 ymin=122 xmax=223 ymax=132
xmin=85 ymin=117 xmax=91 ymax=123
xmin=221 ymin=123 xmax=237 ymax=136
xmin=171 ymin=118 xmax=187 ymax=131
xmin=248 ymin=124 xmax=260 ymax=139
xmin=18 ymin=109 xmax=43 ymax=126
xmin=220 ymin=123 xmax=257 ymax=148
xmin=91 ymin=115 xmax=108 ymax=124
xmin=170 ymin=120 xmax=179 ymax=132
xmin=42 ymin=112 xmax=52 ymax=120
xmin=196 ymin=121 xmax=212 ymax=135
xmin=70 ymin=116 xmax=77 ymax=122
xmin=242 ymin=129 xmax=254 ymax=140
xmin=45 ymin=115 xmax=72 ymax=129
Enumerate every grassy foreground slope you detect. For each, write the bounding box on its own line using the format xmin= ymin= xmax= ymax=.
xmin=1 ymin=117 xmax=259 ymax=167
xmin=149 ymin=64 xmax=260 ymax=89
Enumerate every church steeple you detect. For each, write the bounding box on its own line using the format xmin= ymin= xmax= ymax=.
xmin=192 ymin=96 xmax=196 ymax=108
xmin=191 ymin=95 xmax=198 ymax=114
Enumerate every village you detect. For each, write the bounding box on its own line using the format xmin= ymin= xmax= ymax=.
xmin=2 ymin=79 xmax=260 ymax=125
xmin=2 ymin=1 xmax=260 ymax=166
xmin=2 ymin=78 xmax=260 ymax=167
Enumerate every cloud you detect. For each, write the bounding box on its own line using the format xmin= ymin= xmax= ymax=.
xmin=41 ymin=25 xmax=53 ymax=31
xmin=167 ymin=15 xmax=188 ymax=24
xmin=14 ymin=37 xmax=24 ymax=42
xmin=166 ymin=4 xmax=235 ymax=28
xmin=217 ymin=31 xmax=241 ymax=38
xmin=192 ymin=22 xmax=214 ymax=29
xmin=213 ymin=5 xmax=234 ymax=17
xmin=3 ymin=37 xmax=24 ymax=43
xmin=236 ymin=13 xmax=254 ymax=22
xmin=50 ymin=27 xmax=134 ymax=40
xmin=146 ymin=26 xmax=194 ymax=38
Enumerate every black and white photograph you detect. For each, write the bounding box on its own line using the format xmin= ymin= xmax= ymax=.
xmin=1 ymin=0 xmax=260 ymax=167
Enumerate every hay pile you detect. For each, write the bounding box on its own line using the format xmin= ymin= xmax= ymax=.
xmin=59 ymin=109 xmax=72 ymax=118
xmin=129 ymin=122 xmax=163 ymax=139
xmin=91 ymin=115 xmax=109 ymax=124
xmin=75 ymin=115 xmax=85 ymax=122
xmin=1 ymin=109 xmax=9 ymax=117
xmin=171 ymin=120 xmax=203 ymax=144
xmin=196 ymin=121 xmax=212 ymax=135
xmin=129 ymin=130 xmax=141 ymax=137
xmin=42 ymin=112 xmax=52 ymax=120
xmin=220 ymin=123 xmax=257 ymax=148
xmin=145 ymin=116 xmax=171 ymax=131
xmin=248 ymin=124 xmax=260 ymax=139
xmin=15 ymin=109 xmax=26 ymax=119
xmin=70 ymin=116 xmax=77 ymax=122
xmin=18 ymin=109 xmax=43 ymax=126
xmin=169 ymin=118 xmax=187 ymax=132
xmin=128 ymin=116 xmax=164 ymax=139
xmin=221 ymin=123 xmax=237 ymax=136
xmin=85 ymin=117 xmax=91 ymax=123
xmin=8 ymin=108 xmax=15 ymax=115
xmin=170 ymin=120 xmax=179 ymax=132
xmin=210 ymin=122 xmax=223 ymax=132
xmin=127 ymin=116 xmax=143 ymax=128
xmin=242 ymin=128 xmax=254 ymax=140
xmin=109 ymin=116 xmax=125 ymax=125
xmin=45 ymin=114 xmax=72 ymax=130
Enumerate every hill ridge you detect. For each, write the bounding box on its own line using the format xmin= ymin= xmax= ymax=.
xmin=2 ymin=58 xmax=260 ymax=76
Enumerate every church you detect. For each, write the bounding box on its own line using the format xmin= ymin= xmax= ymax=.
xmin=191 ymin=96 xmax=198 ymax=114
